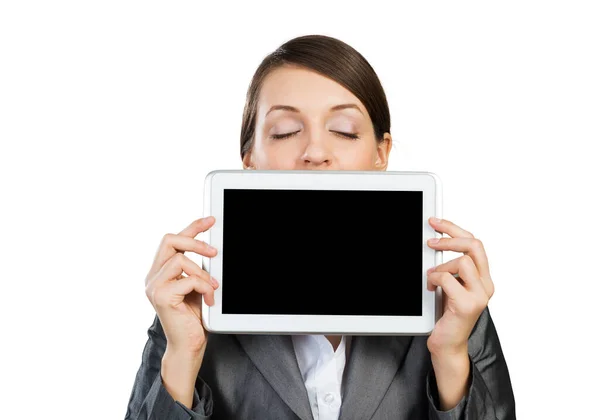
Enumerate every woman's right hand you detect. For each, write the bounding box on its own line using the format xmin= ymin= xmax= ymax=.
xmin=144 ymin=216 xmax=219 ymax=359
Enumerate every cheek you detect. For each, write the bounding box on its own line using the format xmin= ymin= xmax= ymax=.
xmin=337 ymin=142 xmax=378 ymax=167
xmin=254 ymin=139 xmax=299 ymax=169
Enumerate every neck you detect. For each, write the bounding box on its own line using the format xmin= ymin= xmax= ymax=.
xmin=326 ymin=335 xmax=343 ymax=352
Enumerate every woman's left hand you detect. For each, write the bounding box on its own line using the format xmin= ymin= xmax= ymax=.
xmin=425 ymin=217 xmax=495 ymax=357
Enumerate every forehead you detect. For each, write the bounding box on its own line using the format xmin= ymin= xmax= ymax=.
xmin=257 ymin=65 xmax=368 ymax=116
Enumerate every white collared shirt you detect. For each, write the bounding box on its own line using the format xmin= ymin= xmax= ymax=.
xmin=291 ymin=335 xmax=352 ymax=420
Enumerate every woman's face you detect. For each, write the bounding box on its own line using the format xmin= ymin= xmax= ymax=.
xmin=242 ymin=65 xmax=392 ymax=171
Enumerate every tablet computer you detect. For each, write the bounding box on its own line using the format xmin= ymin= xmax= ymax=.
xmin=200 ymin=169 xmax=443 ymax=335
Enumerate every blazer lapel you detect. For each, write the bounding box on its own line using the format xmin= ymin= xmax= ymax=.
xmin=339 ymin=335 xmax=414 ymax=420
xmin=236 ymin=334 xmax=314 ymax=420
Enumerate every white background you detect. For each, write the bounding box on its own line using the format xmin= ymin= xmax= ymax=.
xmin=1 ymin=1 xmax=598 ymax=419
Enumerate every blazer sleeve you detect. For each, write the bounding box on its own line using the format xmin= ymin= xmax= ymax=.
xmin=124 ymin=314 xmax=214 ymax=420
xmin=426 ymin=305 xmax=517 ymax=420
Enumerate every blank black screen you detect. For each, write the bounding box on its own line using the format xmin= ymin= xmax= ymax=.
xmin=222 ymin=189 xmax=423 ymax=316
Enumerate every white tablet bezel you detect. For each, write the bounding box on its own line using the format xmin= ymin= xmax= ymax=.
xmin=200 ymin=169 xmax=443 ymax=335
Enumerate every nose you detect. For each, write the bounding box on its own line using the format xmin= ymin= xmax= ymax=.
xmin=300 ymin=129 xmax=332 ymax=168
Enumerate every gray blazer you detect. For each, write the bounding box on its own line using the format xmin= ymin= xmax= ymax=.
xmin=125 ymin=306 xmax=516 ymax=419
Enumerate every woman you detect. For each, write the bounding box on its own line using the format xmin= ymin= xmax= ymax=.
xmin=125 ymin=34 xmax=516 ymax=420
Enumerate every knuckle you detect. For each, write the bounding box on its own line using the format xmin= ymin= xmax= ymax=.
xmin=458 ymin=255 xmax=473 ymax=269
xmin=145 ymin=284 xmax=154 ymax=301
xmin=161 ymin=232 xmax=175 ymax=245
xmin=476 ymin=295 xmax=489 ymax=312
xmin=197 ymin=269 xmax=209 ymax=282
xmin=488 ymin=282 xmax=496 ymax=298
xmin=192 ymin=274 xmax=205 ymax=287
xmin=198 ymin=240 xmax=212 ymax=253
xmin=441 ymin=272 xmax=454 ymax=281
xmin=190 ymin=275 xmax=206 ymax=290
xmin=441 ymin=272 xmax=453 ymax=287
xmin=150 ymin=286 xmax=166 ymax=307
xmin=173 ymin=251 xmax=186 ymax=265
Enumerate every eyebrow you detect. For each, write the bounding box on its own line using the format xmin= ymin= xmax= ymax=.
xmin=265 ymin=103 xmax=364 ymax=116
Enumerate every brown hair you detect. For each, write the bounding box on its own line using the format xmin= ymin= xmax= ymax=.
xmin=239 ymin=34 xmax=391 ymax=160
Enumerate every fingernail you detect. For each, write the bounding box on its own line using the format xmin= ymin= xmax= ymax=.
xmin=432 ymin=218 xmax=442 ymax=223
xmin=211 ymin=277 xmax=219 ymax=287
xmin=427 ymin=267 xmax=435 ymax=274
xmin=429 ymin=238 xmax=439 ymax=244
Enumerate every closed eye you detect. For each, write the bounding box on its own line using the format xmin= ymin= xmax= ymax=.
xmin=331 ymin=130 xmax=359 ymax=140
xmin=270 ymin=130 xmax=301 ymax=140
xmin=270 ymin=130 xmax=359 ymax=140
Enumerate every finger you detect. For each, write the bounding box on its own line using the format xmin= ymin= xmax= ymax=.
xmin=428 ymin=217 xmax=474 ymax=239
xmin=428 ymin=272 xmax=488 ymax=318
xmin=427 ymin=272 xmax=469 ymax=302
xmin=154 ymin=275 xmax=216 ymax=308
xmin=427 ymin=235 xmax=492 ymax=287
xmin=428 ymin=255 xmax=486 ymax=294
xmin=147 ymin=216 xmax=217 ymax=280
xmin=151 ymin=252 xmax=218 ymax=289
xmin=179 ymin=216 xmax=216 ymax=238
xmin=173 ymin=233 xmax=217 ymax=256
xmin=170 ymin=275 xmax=216 ymax=306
